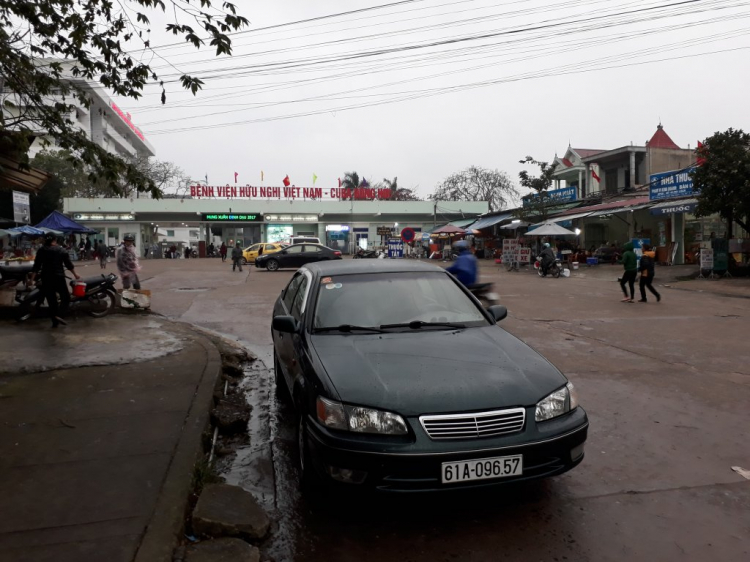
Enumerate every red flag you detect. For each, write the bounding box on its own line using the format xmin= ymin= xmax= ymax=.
xmin=591 ymin=169 xmax=601 ymax=183
xmin=234 ymin=172 xmax=238 ymax=183
xmin=283 ymin=175 xmax=290 ymax=187
xmin=697 ymin=141 xmax=707 ymax=166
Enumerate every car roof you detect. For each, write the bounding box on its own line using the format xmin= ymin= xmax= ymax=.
xmin=303 ymin=260 xmax=445 ymax=276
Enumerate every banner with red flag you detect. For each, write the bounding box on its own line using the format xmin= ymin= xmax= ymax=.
xmin=283 ymin=175 xmax=291 ymax=187
xmin=697 ymin=141 xmax=707 ymax=166
xmin=591 ymin=169 xmax=601 ymax=183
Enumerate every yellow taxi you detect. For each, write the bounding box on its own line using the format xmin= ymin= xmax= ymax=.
xmin=242 ymin=242 xmax=285 ymax=264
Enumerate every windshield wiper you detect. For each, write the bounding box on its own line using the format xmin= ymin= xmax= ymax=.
xmin=313 ymin=324 xmax=387 ymax=334
xmin=379 ymin=321 xmax=466 ymax=330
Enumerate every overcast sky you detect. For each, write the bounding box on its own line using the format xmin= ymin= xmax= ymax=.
xmin=115 ymin=0 xmax=750 ymax=199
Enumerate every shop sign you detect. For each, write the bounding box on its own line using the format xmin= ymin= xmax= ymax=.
xmin=649 ymin=168 xmax=696 ymax=200
xmin=649 ymin=202 xmax=697 ymax=215
xmin=190 ymin=185 xmax=392 ymax=201
xmin=377 ymin=227 xmax=393 ymax=236
xmin=523 ymin=186 xmax=577 ymax=206
xmin=74 ymin=213 xmax=135 ymax=221
xmin=325 ymin=224 xmax=350 ymax=232
xmin=12 ymin=191 xmax=30 ymax=224
xmin=201 ymin=213 xmax=263 ymax=222
xmin=387 ymin=238 xmax=404 ymax=258
xmin=110 ymin=102 xmax=145 ymax=141
xmin=264 ymin=215 xmax=318 ymax=222
xmin=400 ymin=227 xmax=416 ymax=243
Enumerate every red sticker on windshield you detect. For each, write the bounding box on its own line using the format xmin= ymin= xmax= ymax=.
xmin=322 ymin=277 xmax=332 ymax=284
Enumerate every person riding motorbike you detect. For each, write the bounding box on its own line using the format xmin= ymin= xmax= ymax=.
xmin=446 ymin=240 xmax=477 ymax=287
xmin=540 ymin=242 xmax=556 ymax=277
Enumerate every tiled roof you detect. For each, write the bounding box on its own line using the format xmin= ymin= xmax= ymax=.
xmin=647 ymin=125 xmax=681 ymax=149
xmin=561 ymin=158 xmax=573 ymax=167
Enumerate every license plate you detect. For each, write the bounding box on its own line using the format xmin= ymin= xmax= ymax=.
xmin=441 ymin=455 xmax=522 ymax=484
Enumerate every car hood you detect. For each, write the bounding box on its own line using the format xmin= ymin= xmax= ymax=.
xmin=310 ymin=326 xmax=567 ymax=416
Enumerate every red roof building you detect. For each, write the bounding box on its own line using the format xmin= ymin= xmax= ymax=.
xmin=646 ymin=124 xmax=681 ymax=149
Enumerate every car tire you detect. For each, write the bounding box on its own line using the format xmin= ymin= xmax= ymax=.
xmin=241 ymin=257 xmax=248 ymax=265
xmin=273 ymin=352 xmax=290 ymax=402
xmin=266 ymin=259 xmax=279 ymax=271
xmin=297 ymin=412 xmax=325 ymax=499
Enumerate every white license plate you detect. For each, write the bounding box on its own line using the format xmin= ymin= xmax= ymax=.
xmin=441 ymin=455 xmax=522 ymax=484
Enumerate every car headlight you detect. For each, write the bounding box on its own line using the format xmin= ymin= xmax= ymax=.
xmin=535 ymin=382 xmax=578 ymax=422
xmin=316 ymin=397 xmax=408 ymax=435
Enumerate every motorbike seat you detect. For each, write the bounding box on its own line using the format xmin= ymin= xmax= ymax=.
xmin=73 ymin=275 xmax=110 ymax=288
xmin=0 ymin=264 xmax=34 ymax=278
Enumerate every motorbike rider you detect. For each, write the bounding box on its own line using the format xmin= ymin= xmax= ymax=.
xmin=446 ymin=240 xmax=477 ymax=287
xmin=29 ymin=232 xmax=81 ymax=327
xmin=540 ymin=242 xmax=556 ymax=277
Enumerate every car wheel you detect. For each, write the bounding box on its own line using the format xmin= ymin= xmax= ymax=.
xmin=241 ymin=257 xmax=248 ymax=265
xmin=266 ymin=259 xmax=279 ymax=271
xmin=297 ymin=412 xmax=325 ymax=498
xmin=273 ymin=352 xmax=290 ymax=401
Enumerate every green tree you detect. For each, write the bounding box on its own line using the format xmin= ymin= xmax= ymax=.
xmin=383 ymin=177 xmax=420 ymax=201
xmin=517 ymin=156 xmax=556 ymax=221
xmin=431 ymin=166 xmax=517 ymax=212
xmin=691 ymin=128 xmax=750 ymax=236
xmin=341 ymin=171 xmax=361 ymax=191
xmin=0 ymin=0 xmax=248 ymax=197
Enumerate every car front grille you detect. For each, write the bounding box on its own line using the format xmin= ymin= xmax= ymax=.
xmin=419 ymin=407 xmax=526 ymax=440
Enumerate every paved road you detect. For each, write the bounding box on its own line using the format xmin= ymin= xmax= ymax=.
xmin=136 ymin=257 xmax=750 ymax=562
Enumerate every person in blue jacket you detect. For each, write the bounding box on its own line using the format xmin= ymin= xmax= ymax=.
xmin=446 ymin=240 xmax=477 ymax=287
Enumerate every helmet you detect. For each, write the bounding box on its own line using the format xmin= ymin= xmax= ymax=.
xmin=544 ymin=243 xmax=550 ymax=248
xmin=123 ymin=234 xmax=135 ymax=242
xmin=454 ymin=240 xmax=469 ymax=250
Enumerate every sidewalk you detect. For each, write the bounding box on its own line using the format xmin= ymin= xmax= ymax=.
xmin=0 ymin=315 xmax=221 ymax=562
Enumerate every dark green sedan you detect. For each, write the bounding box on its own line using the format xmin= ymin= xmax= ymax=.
xmin=272 ymin=260 xmax=588 ymax=493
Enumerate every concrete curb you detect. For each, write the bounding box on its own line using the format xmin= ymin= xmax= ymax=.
xmin=133 ymin=329 xmax=223 ymax=562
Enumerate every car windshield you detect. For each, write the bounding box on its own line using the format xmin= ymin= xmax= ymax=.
xmin=313 ymin=272 xmax=489 ymax=330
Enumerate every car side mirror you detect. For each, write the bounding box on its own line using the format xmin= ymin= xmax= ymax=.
xmin=273 ymin=315 xmax=299 ymax=333
xmin=487 ymin=305 xmax=508 ymax=323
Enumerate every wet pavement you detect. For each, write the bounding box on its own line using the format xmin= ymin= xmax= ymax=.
xmin=133 ymin=257 xmax=750 ymax=562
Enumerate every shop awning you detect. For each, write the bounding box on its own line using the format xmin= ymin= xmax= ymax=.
xmin=470 ymin=211 xmax=514 ymax=231
xmin=35 ymin=210 xmax=98 ymax=234
xmin=649 ymin=198 xmax=698 ymax=216
xmin=545 ymin=211 xmax=593 ymax=224
xmin=587 ymin=202 xmax=654 ymax=218
xmin=449 ymin=218 xmax=478 ymax=229
xmin=8 ymin=225 xmax=45 ymax=236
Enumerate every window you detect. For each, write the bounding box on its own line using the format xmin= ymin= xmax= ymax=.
xmin=167 ymin=229 xmax=175 ymax=237
xmin=190 ymin=230 xmax=199 ymax=239
xmin=290 ymin=276 xmax=309 ymax=320
xmin=282 ymin=274 xmax=305 ymax=312
xmin=286 ymin=245 xmax=304 ymax=254
xmin=306 ymin=245 xmax=323 ymax=253
xmin=267 ymin=245 xmax=278 ymax=251
xmin=247 ymin=244 xmax=260 ymax=252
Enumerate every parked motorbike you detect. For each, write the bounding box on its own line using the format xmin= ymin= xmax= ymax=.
xmin=354 ymin=248 xmax=387 ymax=259
xmin=0 ymin=263 xmax=34 ymax=292
xmin=17 ymin=273 xmax=118 ymax=321
xmin=469 ymin=283 xmax=500 ymax=307
xmin=535 ymin=256 xmax=562 ymax=278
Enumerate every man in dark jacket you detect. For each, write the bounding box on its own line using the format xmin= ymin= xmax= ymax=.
xmin=231 ymin=243 xmax=243 ymax=272
xmin=638 ymin=244 xmax=661 ymax=302
xmin=30 ymin=233 xmax=81 ymax=327
xmin=619 ymin=242 xmax=637 ymax=302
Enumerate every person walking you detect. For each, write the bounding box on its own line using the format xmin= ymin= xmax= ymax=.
xmin=29 ymin=233 xmax=81 ymax=327
xmin=96 ymin=240 xmax=109 ymax=269
xmin=638 ymin=244 xmax=661 ymax=303
xmin=117 ymin=234 xmax=142 ymax=290
xmin=619 ymin=242 xmax=638 ymax=302
xmin=231 ymin=243 xmax=243 ymax=272
xmin=84 ymin=237 xmax=92 ymax=260
xmin=220 ymin=242 xmax=227 ymax=262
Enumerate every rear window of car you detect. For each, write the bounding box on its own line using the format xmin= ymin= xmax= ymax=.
xmin=313 ymin=272 xmax=488 ymax=330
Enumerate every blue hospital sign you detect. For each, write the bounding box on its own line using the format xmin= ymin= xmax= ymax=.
xmin=649 ymin=168 xmax=696 ymax=200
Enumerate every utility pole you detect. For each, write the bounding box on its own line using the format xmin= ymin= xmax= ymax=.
xmin=433 ymin=200 xmax=437 ymax=228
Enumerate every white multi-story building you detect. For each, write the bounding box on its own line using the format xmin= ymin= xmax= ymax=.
xmin=1 ymin=61 xmax=156 ymax=160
